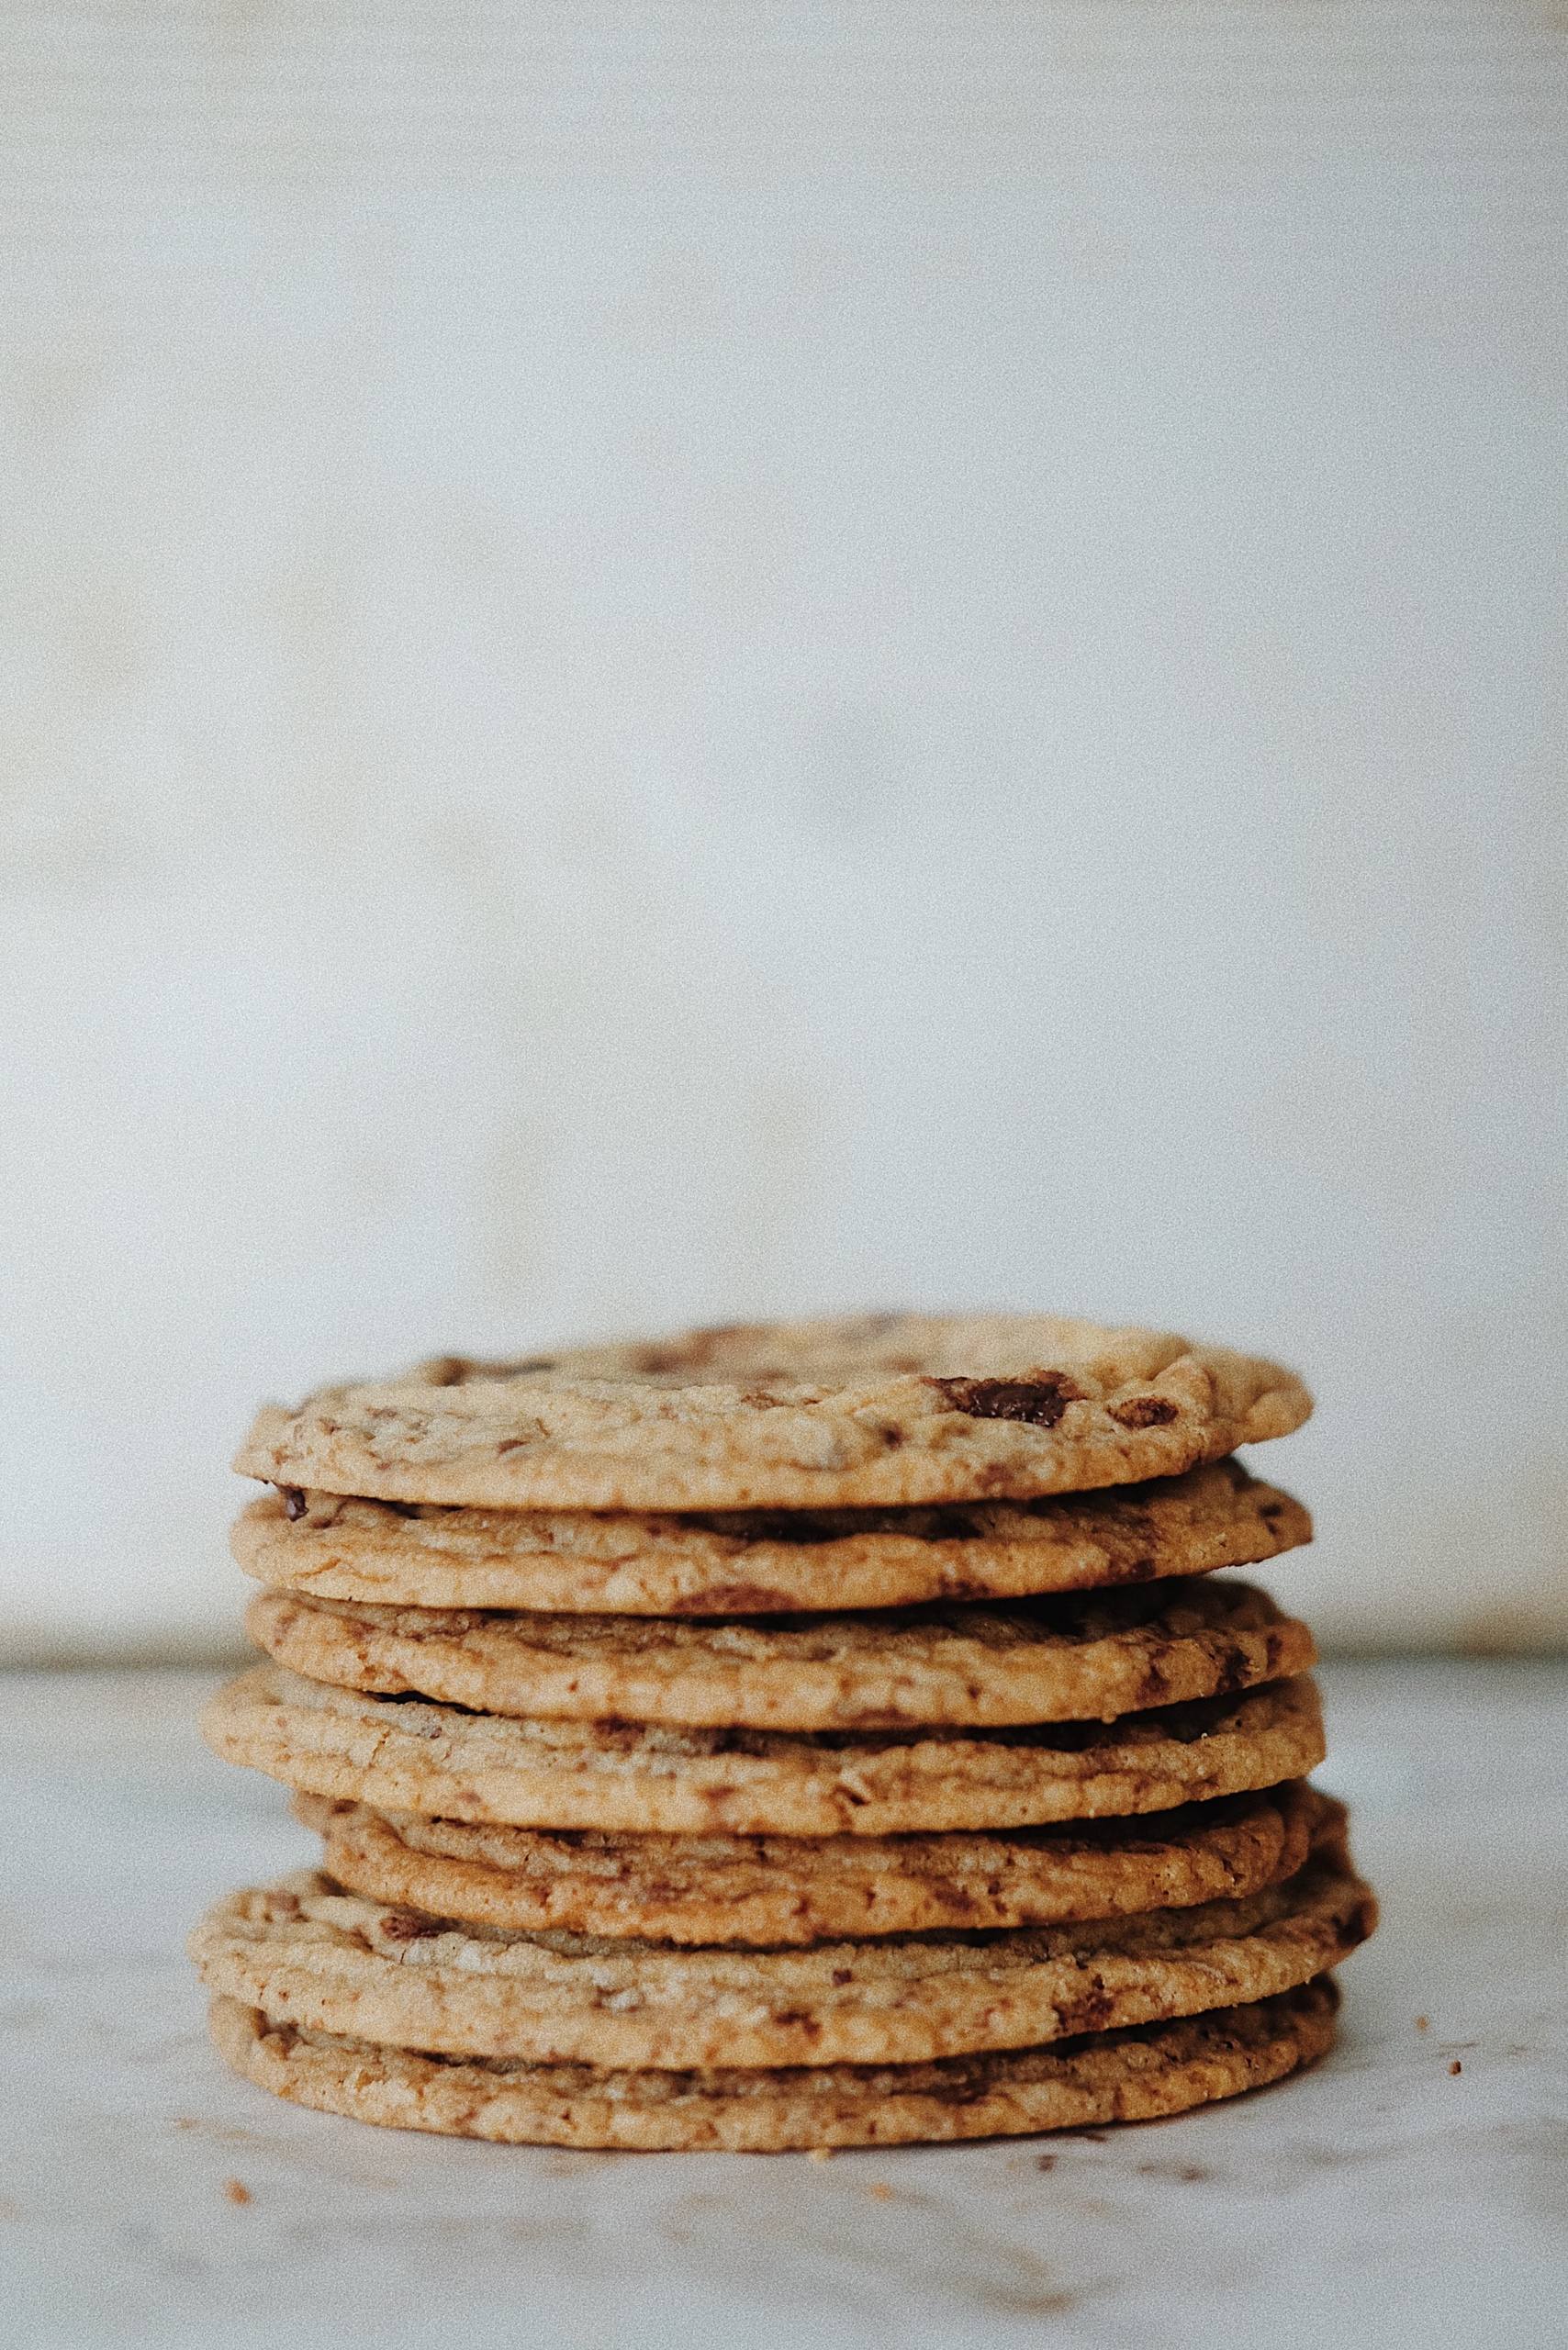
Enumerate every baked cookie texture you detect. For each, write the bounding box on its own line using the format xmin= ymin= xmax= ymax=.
xmin=202 ymin=1664 xmax=1327 ymax=1836
xmin=231 ymin=1460 xmax=1311 ymax=1615
xmin=197 ymin=1311 xmax=1372 ymax=2149
xmin=189 ymin=1830 xmax=1372 ymax=2071
xmin=207 ymin=1979 xmax=1342 ymax=2150
xmin=234 ymin=1314 xmax=1312 ymax=1510
xmin=296 ymin=1782 xmax=1328 ymax=1945
xmin=242 ymin=1577 xmax=1316 ymax=1732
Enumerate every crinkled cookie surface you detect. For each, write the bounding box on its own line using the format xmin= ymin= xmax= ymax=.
xmin=235 ymin=1314 xmax=1312 ymax=1510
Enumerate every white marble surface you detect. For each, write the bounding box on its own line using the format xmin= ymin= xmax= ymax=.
xmin=2 ymin=1660 xmax=1564 ymax=2348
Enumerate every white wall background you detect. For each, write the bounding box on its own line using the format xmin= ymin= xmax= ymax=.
xmin=2 ymin=2 xmax=1564 ymax=1660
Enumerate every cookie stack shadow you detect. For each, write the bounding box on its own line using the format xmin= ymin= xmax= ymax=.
xmin=194 ymin=1315 xmax=1376 ymax=2152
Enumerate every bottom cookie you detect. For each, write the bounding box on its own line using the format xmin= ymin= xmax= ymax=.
xmin=208 ymin=1976 xmax=1338 ymax=2151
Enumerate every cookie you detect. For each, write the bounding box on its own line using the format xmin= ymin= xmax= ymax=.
xmin=201 ymin=1665 xmax=1326 ymax=1835
xmin=187 ymin=1832 xmax=1372 ymax=2070
xmin=231 ymin=1461 xmax=1311 ymax=1616
xmin=234 ymin=1314 xmax=1311 ymax=1510
xmin=207 ymin=1977 xmax=1341 ymax=2148
xmin=244 ymin=1578 xmax=1315 ymax=1732
xmin=297 ymin=1781 xmax=1327 ymax=1944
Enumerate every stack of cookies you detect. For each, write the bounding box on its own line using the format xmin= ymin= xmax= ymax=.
xmin=194 ymin=1314 xmax=1375 ymax=2152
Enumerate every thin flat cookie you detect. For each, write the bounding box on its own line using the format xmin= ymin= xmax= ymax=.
xmin=244 ymin=1578 xmax=1316 ymax=1731
xmin=231 ymin=1461 xmax=1311 ymax=1615
xmin=234 ymin=1314 xmax=1311 ymax=1510
xmin=200 ymin=1665 xmax=1327 ymax=1835
xmin=207 ymin=1977 xmax=1341 ymax=2149
xmin=188 ymin=1836 xmax=1372 ymax=2069
xmin=295 ymin=1782 xmax=1328 ymax=1944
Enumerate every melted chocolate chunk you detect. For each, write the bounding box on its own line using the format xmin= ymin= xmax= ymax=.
xmin=277 ymin=1486 xmax=308 ymax=1521
xmin=927 ymin=1374 xmax=1085 ymax=1427
xmin=1108 ymin=1396 xmax=1179 ymax=1429
xmin=377 ymin=1912 xmax=447 ymax=1943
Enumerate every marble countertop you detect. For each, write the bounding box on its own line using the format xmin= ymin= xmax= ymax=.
xmin=2 ymin=1659 xmax=1564 ymax=2349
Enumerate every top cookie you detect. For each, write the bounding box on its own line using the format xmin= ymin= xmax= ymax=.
xmin=234 ymin=1314 xmax=1311 ymax=1511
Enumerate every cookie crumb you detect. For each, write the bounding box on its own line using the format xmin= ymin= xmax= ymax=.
xmin=223 ymin=2178 xmax=252 ymax=2205
xmin=1415 ymin=2016 xmax=1429 ymax=2032
xmin=866 ymin=2182 xmax=894 ymax=2201
xmin=808 ymin=2146 xmax=836 ymax=2163
xmin=1036 ymin=2154 xmax=1058 ymax=2173
xmin=1449 ymin=2060 xmax=1462 ymax=2076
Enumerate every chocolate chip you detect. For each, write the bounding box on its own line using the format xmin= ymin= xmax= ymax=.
xmin=928 ymin=1374 xmax=1085 ymax=1427
xmin=1108 ymin=1396 xmax=1179 ymax=1429
xmin=1212 ymin=1648 xmax=1249 ymax=1696
xmin=1062 ymin=1985 xmax=1115 ymax=2033
xmin=278 ymin=1486 xmax=308 ymax=1520
xmin=378 ymin=1912 xmax=445 ymax=1942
